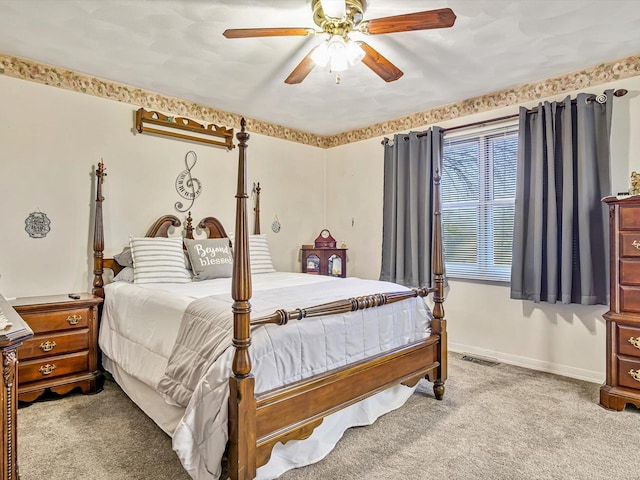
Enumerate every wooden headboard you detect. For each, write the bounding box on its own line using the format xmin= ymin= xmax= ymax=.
xmin=92 ymin=179 xmax=256 ymax=296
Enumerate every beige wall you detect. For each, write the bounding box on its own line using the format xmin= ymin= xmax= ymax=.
xmin=2 ymin=70 xmax=639 ymax=383
xmin=325 ymin=76 xmax=640 ymax=383
xmin=0 ymin=74 xmax=325 ymax=298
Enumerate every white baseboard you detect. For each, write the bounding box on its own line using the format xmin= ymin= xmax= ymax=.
xmin=449 ymin=342 xmax=604 ymax=384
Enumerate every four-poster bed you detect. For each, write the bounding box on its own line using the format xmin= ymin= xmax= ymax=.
xmin=91 ymin=119 xmax=447 ymax=480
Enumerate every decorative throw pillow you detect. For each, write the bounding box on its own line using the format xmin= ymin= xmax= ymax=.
xmin=184 ymin=238 xmax=233 ymax=281
xmin=114 ymin=246 xmax=134 ymax=268
xmin=113 ymin=266 xmax=134 ymax=282
xmin=228 ymin=233 xmax=276 ymax=274
xmin=129 ymin=237 xmax=191 ymax=284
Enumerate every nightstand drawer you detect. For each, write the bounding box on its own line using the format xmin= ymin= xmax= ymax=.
xmin=18 ymin=329 xmax=89 ymax=361
xmin=19 ymin=308 xmax=90 ymax=333
xmin=618 ymin=356 xmax=640 ymax=390
xmin=19 ymin=351 xmax=89 ymax=384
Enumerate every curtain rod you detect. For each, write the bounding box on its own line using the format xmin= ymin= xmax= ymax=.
xmin=381 ymin=88 xmax=628 ymax=145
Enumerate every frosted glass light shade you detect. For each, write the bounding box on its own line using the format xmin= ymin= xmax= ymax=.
xmin=310 ymin=41 xmax=330 ymax=67
xmin=345 ymin=40 xmax=365 ymax=65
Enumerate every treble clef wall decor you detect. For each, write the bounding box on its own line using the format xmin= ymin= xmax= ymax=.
xmin=175 ymin=151 xmax=203 ymax=212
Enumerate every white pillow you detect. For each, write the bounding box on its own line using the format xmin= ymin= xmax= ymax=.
xmin=228 ymin=233 xmax=276 ymax=274
xmin=129 ymin=237 xmax=191 ymax=284
xmin=113 ymin=266 xmax=134 ymax=282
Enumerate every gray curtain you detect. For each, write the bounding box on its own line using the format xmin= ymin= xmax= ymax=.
xmin=380 ymin=128 xmax=442 ymax=287
xmin=510 ymin=91 xmax=614 ymax=304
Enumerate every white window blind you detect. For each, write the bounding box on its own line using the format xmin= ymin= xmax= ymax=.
xmin=441 ymin=122 xmax=518 ymax=282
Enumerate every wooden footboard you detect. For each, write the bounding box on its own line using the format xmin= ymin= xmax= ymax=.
xmin=254 ymin=336 xmax=440 ymax=467
xmin=227 ymin=120 xmax=447 ymax=480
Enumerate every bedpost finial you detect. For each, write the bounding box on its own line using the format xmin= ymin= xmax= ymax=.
xmin=236 ymin=118 xmax=250 ymax=145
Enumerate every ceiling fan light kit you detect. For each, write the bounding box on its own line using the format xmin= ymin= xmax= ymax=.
xmin=311 ymin=35 xmax=365 ymax=72
xmin=223 ymin=0 xmax=456 ymax=84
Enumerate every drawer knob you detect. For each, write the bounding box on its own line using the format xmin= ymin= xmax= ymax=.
xmin=39 ymin=340 xmax=57 ymax=352
xmin=66 ymin=314 xmax=82 ymax=325
xmin=39 ymin=364 xmax=56 ymax=375
xmin=629 ymin=369 xmax=640 ymax=383
xmin=629 ymin=337 xmax=640 ymax=350
xmin=633 ymin=240 xmax=640 ymax=250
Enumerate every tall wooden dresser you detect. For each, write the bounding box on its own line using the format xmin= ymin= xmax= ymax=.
xmin=601 ymin=196 xmax=640 ymax=410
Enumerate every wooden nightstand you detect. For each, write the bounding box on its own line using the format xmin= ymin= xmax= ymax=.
xmin=10 ymin=293 xmax=103 ymax=402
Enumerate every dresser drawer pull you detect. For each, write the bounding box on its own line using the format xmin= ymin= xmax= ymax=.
xmin=66 ymin=314 xmax=82 ymax=325
xmin=633 ymin=240 xmax=640 ymax=250
xmin=629 ymin=369 xmax=640 ymax=383
xmin=629 ymin=337 xmax=640 ymax=350
xmin=39 ymin=364 xmax=56 ymax=375
xmin=39 ymin=340 xmax=57 ymax=352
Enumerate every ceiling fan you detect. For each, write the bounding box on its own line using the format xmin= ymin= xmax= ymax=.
xmin=223 ymin=0 xmax=456 ymax=84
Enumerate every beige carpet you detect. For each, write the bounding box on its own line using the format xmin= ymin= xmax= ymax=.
xmin=18 ymin=354 xmax=640 ymax=480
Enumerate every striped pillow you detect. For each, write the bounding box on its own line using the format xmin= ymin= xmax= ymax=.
xmin=228 ymin=233 xmax=276 ymax=274
xmin=130 ymin=237 xmax=191 ymax=284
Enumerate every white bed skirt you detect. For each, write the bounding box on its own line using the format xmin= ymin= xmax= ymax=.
xmin=103 ymin=354 xmax=417 ymax=480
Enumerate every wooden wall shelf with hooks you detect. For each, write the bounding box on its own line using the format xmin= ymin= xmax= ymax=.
xmin=135 ymin=108 xmax=235 ymax=150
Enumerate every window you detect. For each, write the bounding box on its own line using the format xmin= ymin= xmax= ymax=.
xmin=441 ymin=123 xmax=518 ymax=282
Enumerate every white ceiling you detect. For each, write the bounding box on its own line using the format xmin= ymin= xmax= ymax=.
xmin=0 ymin=0 xmax=639 ymax=136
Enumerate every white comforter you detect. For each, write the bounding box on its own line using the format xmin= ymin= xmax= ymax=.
xmin=99 ymin=272 xmax=432 ymax=480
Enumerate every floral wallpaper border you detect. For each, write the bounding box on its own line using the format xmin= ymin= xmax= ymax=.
xmin=1 ymin=52 xmax=639 ymax=149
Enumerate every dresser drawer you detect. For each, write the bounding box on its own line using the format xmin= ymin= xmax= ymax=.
xmin=618 ymin=356 xmax=640 ymax=390
xmin=620 ymin=205 xmax=640 ymax=230
xmin=620 ymin=259 xmax=640 ymax=285
xmin=618 ymin=325 xmax=640 ymax=357
xmin=619 ymin=286 xmax=640 ymax=313
xmin=18 ymin=329 xmax=89 ymax=361
xmin=620 ymin=233 xmax=640 ymax=257
xmin=18 ymin=351 xmax=89 ymax=384
xmin=19 ymin=308 xmax=90 ymax=334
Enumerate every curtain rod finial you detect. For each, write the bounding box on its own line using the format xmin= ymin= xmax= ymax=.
xmin=614 ymin=89 xmax=628 ymax=97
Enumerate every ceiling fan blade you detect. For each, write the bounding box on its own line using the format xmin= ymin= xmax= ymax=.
xmin=284 ymin=49 xmax=317 ymax=84
xmin=356 ymin=41 xmax=403 ymax=82
xmin=361 ymin=8 xmax=456 ymax=35
xmin=223 ymin=27 xmax=315 ymax=39
xmin=320 ymin=0 xmax=346 ymax=19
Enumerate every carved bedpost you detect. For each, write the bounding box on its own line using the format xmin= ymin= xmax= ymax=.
xmin=253 ymin=182 xmax=261 ymax=235
xmin=92 ymin=160 xmax=107 ymax=297
xmin=228 ymin=119 xmax=257 ymax=480
xmin=430 ymin=168 xmax=447 ymax=400
xmin=185 ymin=212 xmax=194 ymax=240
